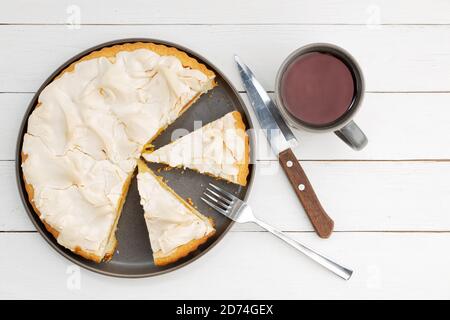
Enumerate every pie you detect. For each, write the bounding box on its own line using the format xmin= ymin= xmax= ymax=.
xmin=136 ymin=160 xmax=215 ymax=266
xmin=21 ymin=42 xmax=216 ymax=263
xmin=143 ymin=111 xmax=249 ymax=186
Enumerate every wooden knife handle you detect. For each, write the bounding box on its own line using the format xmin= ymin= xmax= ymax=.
xmin=278 ymin=148 xmax=334 ymax=238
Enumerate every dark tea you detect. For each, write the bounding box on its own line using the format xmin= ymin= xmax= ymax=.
xmin=279 ymin=52 xmax=356 ymax=127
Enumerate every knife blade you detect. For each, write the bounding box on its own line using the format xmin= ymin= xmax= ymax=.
xmin=234 ymin=55 xmax=297 ymax=155
xmin=235 ymin=55 xmax=334 ymax=238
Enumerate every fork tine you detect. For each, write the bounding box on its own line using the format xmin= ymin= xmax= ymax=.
xmin=203 ymin=192 xmax=229 ymax=209
xmin=208 ymin=183 xmax=236 ymax=201
xmin=206 ymin=188 xmax=232 ymax=205
xmin=201 ymin=197 xmax=228 ymax=215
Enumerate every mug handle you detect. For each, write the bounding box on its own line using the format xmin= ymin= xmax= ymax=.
xmin=334 ymin=120 xmax=368 ymax=150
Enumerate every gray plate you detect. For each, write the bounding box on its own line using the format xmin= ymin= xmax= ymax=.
xmin=15 ymin=38 xmax=255 ymax=278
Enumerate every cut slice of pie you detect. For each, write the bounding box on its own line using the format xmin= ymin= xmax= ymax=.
xmin=136 ymin=160 xmax=215 ymax=266
xmin=143 ymin=111 xmax=250 ymax=186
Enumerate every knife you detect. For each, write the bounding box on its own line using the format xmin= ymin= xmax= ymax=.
xmin=235 ymin=55 xmax=334 ymax=238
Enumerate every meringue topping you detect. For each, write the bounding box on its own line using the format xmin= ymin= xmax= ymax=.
xmin=22 ymin=46 xmax=215 ymax=259
xmin=137 ymin=168 xmax=214 ymax=256
xmin=143 ymin=111 xmax=248 ymax=185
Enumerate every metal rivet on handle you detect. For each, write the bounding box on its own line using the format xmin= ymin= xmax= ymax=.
xmin=298 ymin=184 xmax=305 ymax=191
xmin=286 ymin=160 xmax=293 ymax=167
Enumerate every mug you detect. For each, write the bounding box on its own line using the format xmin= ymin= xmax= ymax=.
xmin=275 ymin=43 xmax=368 ymax=150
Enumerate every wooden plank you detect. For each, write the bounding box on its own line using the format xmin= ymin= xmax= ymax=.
xmin=240 ymin=160 xmax=450 ymax=232
xmin=247 ymin=92 xmax=450 ymax=161
xmin=1 ymin=0 xmax=450 ymax=25
xmin=5 ymin=160 xmax=450 ymax=232
xmin=0 ymin=93 xmax=30 ymax=161
xmin=1 ymin=25 xmax=450 ymax=92
xmin=3 ymin=92 xmax=450 ymax=161
xmin=1 ymin=232 xmax=450 ymax=299
xmin=0 ymin=161 xmax=30 ymax=231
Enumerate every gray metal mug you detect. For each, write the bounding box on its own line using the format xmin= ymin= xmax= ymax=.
xmin=275 ymin=43 xmax=368 ymax=150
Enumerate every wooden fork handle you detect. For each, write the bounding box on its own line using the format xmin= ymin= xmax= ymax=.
xmin=278 ymin=148 xmax=334 ymax=238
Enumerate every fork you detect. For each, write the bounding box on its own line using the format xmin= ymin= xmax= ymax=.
xmin=202 ymin=183 xmax=353 ymax=280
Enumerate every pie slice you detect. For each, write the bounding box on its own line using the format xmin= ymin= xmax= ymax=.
xmin=21 ymin=42 xmax=216 ymax=262
xmin=136 ymin=160 xmax=215 ymax=266
xmin=143 ymin=111 xmax=250 ymax=186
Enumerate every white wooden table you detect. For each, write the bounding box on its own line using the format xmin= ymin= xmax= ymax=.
xmin=2 ymin=0 xmax=450 ymax=299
